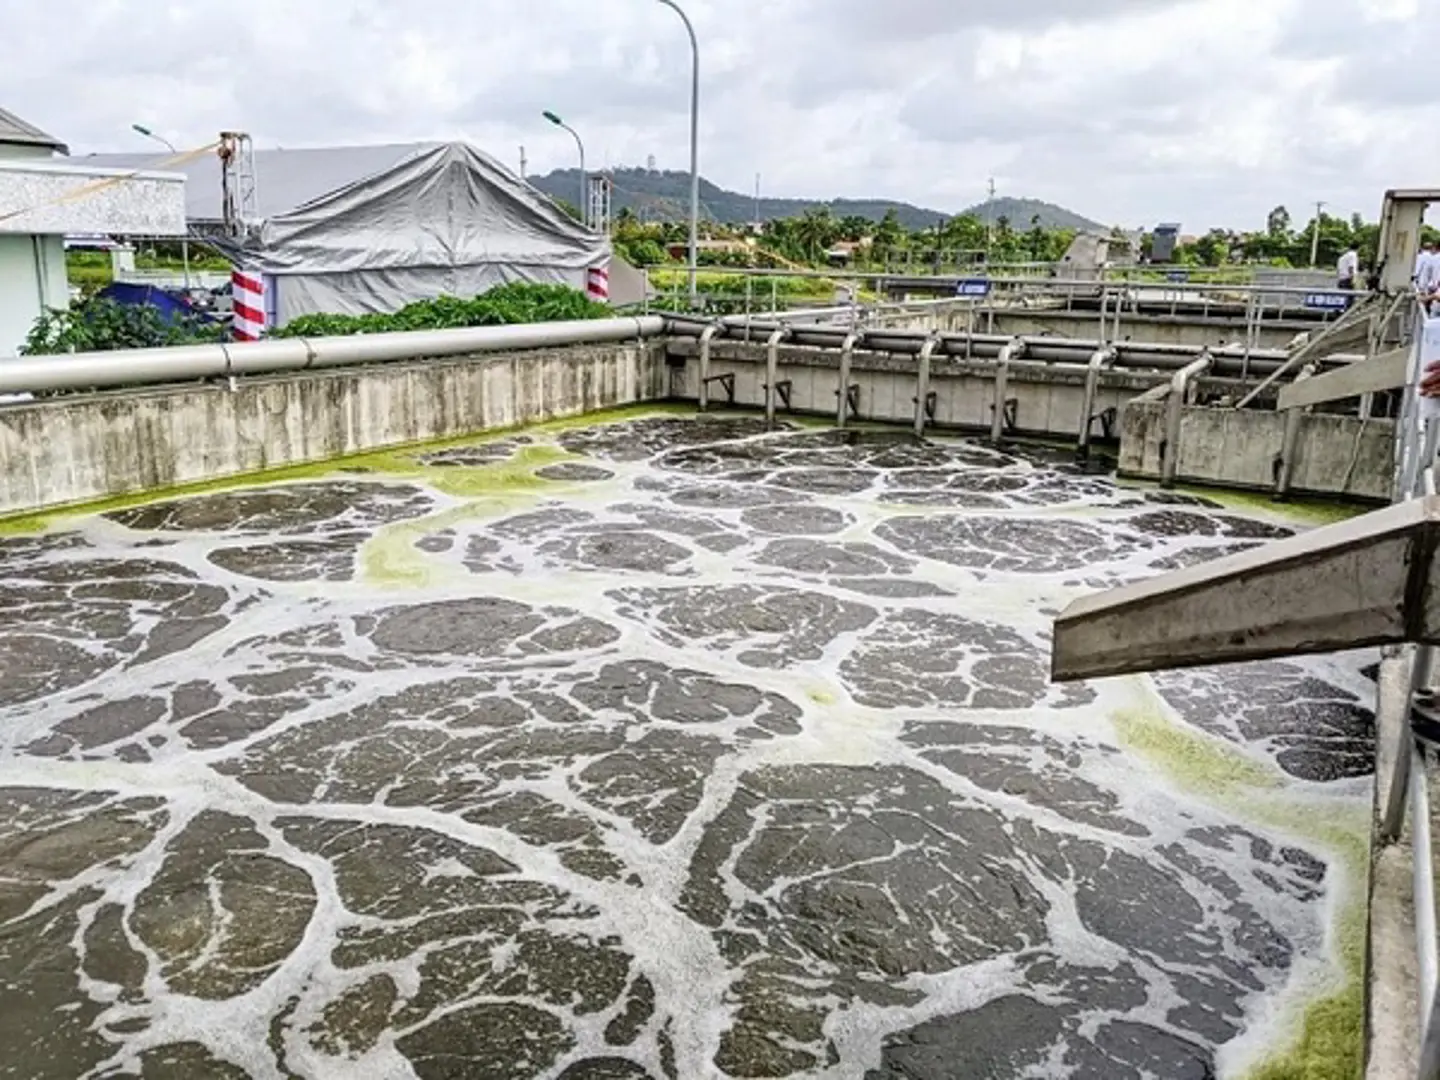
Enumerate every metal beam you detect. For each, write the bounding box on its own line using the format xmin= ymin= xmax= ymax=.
xmin=1277 ymin=346 xmax=1411 ymax=411
xmin=1051 ymin=497 xmax=1440 ymax=681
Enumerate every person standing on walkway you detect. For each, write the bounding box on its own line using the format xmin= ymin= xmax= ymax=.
xmin=1418 ymin=240 xmax=1440 ymax=315
xmin=1337 ymin=244 xmax=1360 ymax=290
xmin=1416 ymin=240 xmax=1438 ymax=291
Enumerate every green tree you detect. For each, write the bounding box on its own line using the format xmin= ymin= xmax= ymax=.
xmin=793 ymin=208 xmax=838 ymax=260
xmin=874 ymin=209 xmax=905 ymax=250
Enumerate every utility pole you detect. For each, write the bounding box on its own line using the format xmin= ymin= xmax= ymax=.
xmin=754 ymin=172 xmax=761 ymax=232
xmin=985 ymin=177 xmax=996 ymax=261
xmin=1309 ymin=200 xmax=1326 ymax=268
xmin=519 ymin=145 xmax=527 ymax=180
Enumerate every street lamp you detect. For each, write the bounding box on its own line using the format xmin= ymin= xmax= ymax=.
xmin=543 ymin=111 xmax=587 ymax=227
xmin=1310 ymin=200 xmax=1326 ymax=269
xmin=132 ymin=123 xmax=192 ymax=290
xmin=656 ymin=0 xmax=699 ymax=304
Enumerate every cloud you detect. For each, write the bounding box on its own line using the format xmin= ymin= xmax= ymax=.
xmin=0 ymin=0 xmax=1435 ymax=229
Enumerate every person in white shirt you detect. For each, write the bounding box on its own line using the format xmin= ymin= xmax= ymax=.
xmin=1416 ymin=241 xmax=1438 ymax=293
xmin=1417 ymin=241 xmax=1440 ymax=316
xmin=1337 ymin=246 xmax=1360 ymax=290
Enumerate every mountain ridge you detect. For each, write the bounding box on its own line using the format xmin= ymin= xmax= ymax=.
xmin=526 ymin=167 xmax=1105 ymax=233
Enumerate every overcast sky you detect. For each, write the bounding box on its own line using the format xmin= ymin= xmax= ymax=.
xmin=0 ymin=0 xmax=1429 ymax=230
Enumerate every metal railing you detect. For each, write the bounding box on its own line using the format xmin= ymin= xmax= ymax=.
xmin=639 ymin=265 xmax=1349 ymax=349
xmin=1376 ymin=300 xmax=1440 ymax=1076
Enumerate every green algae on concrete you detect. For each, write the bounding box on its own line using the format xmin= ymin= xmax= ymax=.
xmin=0 ymin=403 xmax=689 ymax=537
xmin=1240 ymin=803 xmax=1367 ymax=1080
xmin=1176 ymin=484 xmax=1364 ymax=528
xmin=1113 ymin=688 xmax=1365 ymax=1080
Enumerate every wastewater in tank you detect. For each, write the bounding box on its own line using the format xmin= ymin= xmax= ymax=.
xmin=0 ymin=411 xmax=1372 ymax=1079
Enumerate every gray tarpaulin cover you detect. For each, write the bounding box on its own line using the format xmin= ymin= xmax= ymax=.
xmin=81 ymin=141 xmax=609 ymax=325
xmin=249 ymin=143 xmax=608 ymax=323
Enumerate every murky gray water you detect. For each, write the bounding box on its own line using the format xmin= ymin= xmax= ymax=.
xmin=0 ymin=414 xmax=1372 ymax=1079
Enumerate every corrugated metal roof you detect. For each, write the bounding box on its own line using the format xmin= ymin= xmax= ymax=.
xmin=82 ymin=142 xmax=445 ymax=223
xmin=0 ymin=106 xmax=67 ymax=153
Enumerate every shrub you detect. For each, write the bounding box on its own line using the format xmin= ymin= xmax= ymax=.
xmin=21 ymin=296 xmax=221 ymax=355
xmin=271 ymin=283 xmax=609 ymax=338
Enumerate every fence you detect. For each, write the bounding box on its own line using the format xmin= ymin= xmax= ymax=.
xmin=1379 ymin=303 xmax=1440 ymax=1076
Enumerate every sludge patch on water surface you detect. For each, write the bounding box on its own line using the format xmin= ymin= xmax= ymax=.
xmin=0 ymin=413 xmax=1370 ymax=1079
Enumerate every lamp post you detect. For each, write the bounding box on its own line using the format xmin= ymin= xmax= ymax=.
xmin=132 ymin=123 xmax=192 ymax=290
xmin=1310 ymin=200 xmax=1326 ymax=269
xmin=543 ymin=111 xmax=587 ymax=227
xmin=656 ymin=0 xmax=699 ymax=304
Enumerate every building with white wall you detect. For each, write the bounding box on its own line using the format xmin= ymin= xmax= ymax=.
xmin=0 ymin=107 xmax=186 ymax=355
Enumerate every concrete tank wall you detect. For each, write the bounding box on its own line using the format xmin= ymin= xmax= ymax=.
xmin=1118 ymin=399 xmax=1394 ymax=501
xmin=667 ymin=340 xmax=1166 ymax=439
xmin=0 ymin=341 xmax=667 ymax=517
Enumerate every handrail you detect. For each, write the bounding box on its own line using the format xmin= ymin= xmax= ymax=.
xmin=646 ymin=262 xmax=1344 ymax=299
xmin=1375 ymin=298 xmax=1440 ymax=1077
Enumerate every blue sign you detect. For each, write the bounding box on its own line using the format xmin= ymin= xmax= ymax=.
xmin=1304 ymin=292 xmax=1350 ymax=311
xmin=955 ymin=278 xmax=991 ymax=297
xmin=1166 ymin=270 xmax=1190 ymax=283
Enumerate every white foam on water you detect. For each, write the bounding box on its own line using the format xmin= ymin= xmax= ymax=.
xmin=0 ymin=416 xmax=1373 ymax=1079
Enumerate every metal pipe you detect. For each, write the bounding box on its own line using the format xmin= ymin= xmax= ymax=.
xmin=696 ymin=322 xmax=722 ymax=412
xmin=1415 ymin=745 xmax=1439 ymax=1045
xmin=1160 ymin=349 xmax=1214 ymax=488
xmin=914 ymin=334 xmax=940 ymax=437
xmin=1382 ymin=647 xmax=1432 ymax=843
xmin=991 ymin=338 xmax=1026 ymax=442
xmin=1078 ymin=345 xmax=1118 ymax=454
xmin=0 ymin=316 xmax=665 ymax=396
xmin=661 ymin=316 xmax=1325 ymax=374
xmin=837 ymin=331 xmax=858 ymax=428
xmin=1275 ymin=365 xmax=1317 ymax=498
xmin=763 ymin=326 xmax=789 ymax=428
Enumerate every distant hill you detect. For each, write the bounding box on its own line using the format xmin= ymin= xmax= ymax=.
xmin=527 ymin=167 xmax=1102 ymax=233
xmin=961 ymin=196 xmax=1104 ymax=233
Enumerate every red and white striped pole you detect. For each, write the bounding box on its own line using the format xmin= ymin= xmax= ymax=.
xmin=231 ymin=269 xmax=266 ymax=341
xmin=586 ymin=262 xmax=610 ymax=304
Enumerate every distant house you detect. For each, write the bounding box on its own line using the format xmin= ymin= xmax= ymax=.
xmin=0 ymin=106 xmax=185 ymax=355
xmin=825 ymin=238 xmax=873 ymax=265
xmin=666 ymin=238 xmax=753 ymax=261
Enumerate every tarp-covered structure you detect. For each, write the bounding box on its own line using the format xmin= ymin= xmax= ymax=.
xmin=81 ymin=141 xmax=610 ymax=326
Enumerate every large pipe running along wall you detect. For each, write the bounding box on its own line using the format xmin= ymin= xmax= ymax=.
xmin=0 ymin=317 xmax=667 ymax=396
xmin=0 ymin=312 xmax=1313 ymax=400
xmin=663 ymin=314 xmax=1312 ymax=378
xmin=0 ymin=340 xmax=668 ymax=517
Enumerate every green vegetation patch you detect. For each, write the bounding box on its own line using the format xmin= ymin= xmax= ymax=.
xmin=272 ymin=283 xmax=609 ymax=338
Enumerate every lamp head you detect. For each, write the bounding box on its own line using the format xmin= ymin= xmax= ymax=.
xmin=542 ymin=111 xmax=563 ymax=126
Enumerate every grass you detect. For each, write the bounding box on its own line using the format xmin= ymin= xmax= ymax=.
xmin=65 ymin=248 xmax=232 ymax=290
